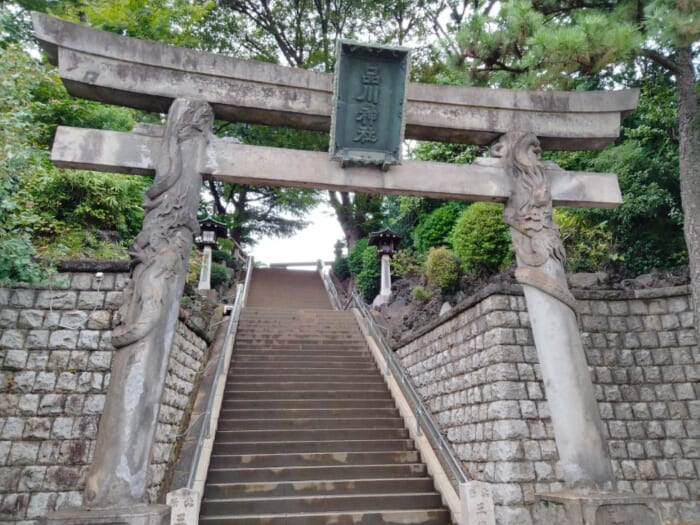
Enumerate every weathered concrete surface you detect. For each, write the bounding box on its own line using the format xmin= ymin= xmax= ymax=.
xmin=535 ymin=491 xmax=662 ymax=525
xmin=51 ymin=126 xmax=623 ymax=209
xmin=83 ymin=99 xmax=213 ymax=508
xmin=32 ymin=12 xmax=639 ymax=151
xmin=499 ymin=132 xmax=615 ymax=490
xmin=44 ymin=504 xmax=170 ymax=525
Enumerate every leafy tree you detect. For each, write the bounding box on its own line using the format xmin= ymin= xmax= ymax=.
xmin=0 ymin=40 xmax=147 ymax=277
xmin=205 ymin=123 xmax=323 ymax=246
xmin=552 ymin=72 xmax=686 ymax=273
xmin=448 ymin=0 xmax=700 ymax=325
xmin=207 ymin=182 xmax=320 ymax=246
xmin=347 ymin=238 xmax=370 ymax=277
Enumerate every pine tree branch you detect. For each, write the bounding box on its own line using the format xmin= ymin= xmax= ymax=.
xmin=640 ymin=48 xmax=682 ymax=76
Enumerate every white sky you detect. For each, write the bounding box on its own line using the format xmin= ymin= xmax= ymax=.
xmin=250 ymin=201 xmax=345 ymax=266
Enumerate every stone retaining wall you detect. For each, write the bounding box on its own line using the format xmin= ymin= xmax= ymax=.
xmin=0 ymin=269 xmax=212 ymax=523
xmin=396 ymin=284 xmax=700 ymax=525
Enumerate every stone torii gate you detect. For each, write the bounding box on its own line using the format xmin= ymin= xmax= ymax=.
xmin=32 ymin=12 xmax=659 ymax=525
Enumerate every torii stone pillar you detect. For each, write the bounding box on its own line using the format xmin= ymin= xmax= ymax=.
xmin=46 ymin=98 xmax=213 ymax=524
xmin=496 ymin=132 xmax=661 ymax=524
xmin=496 ymin=132 xmax=614 ymax=488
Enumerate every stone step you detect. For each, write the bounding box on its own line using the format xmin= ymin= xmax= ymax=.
xmin=218 ymin=408 xmax=398 ymax=419
xmin=233 ymin=343 xmax=367 ymax=351
xmin=208 ymin=450 xmax=420 ymax=468
xmin=231 ymin=361 xmax=377 ymax=377
xmin=231 ymin=350 xmax=369 ymax=359
xmin=239 ymin=317 xmax=356 ymax=324
xmin=231 ymin=357 xmax=371 ymax=366
xmin=222 ymin=390 xmax=392 ymax=400
xmin=220 ymin=399 xmax=396 ymax=410
xmin=214 ymin=428 xmax=409 ymax=442
xmin=202 ymin=287 xmax=449 ymax=523
xmin=227 ymin=374 xmax=384 ymax=384
xmin=224 ymin=381 xmax=386 ymax=391
xmin=200 ymin=492 xmax=443 ymax=516
xmin=213 ymin=439 xmax=415 ymax=455
xmin=205 ymin=463 xmax=428 ymax=483
xmin=239 ymin=322 xmax=360 ymax=334
xmin=203 ymin=477 xmax=435 ymax=500
xmin=236 ymin=328 xmax=362 ymax=338
xmin=217 ymin=417 xmax=406 ymax=431
xmin=231 ymin=351 xmax=370 ymax=359
xmin=198 ymin=509 xmax=451 ymax=525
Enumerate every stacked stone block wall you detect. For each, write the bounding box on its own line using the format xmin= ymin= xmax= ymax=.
xmin=0 ymin=270 xmax=212 ymax=523
xmin=396 ymin=285 xmax=700 ymax=525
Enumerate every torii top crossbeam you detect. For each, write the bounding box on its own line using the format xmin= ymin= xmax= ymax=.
xmin=32 ymin=12 xmax=638 ymax=152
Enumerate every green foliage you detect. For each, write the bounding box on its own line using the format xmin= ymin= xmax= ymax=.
xmin=56 ymin=0 xmax=215 ymax=49
xmin=425 ymin=246 xmax=460 ymax=293
xmin=357 ymin=245 xmax=380 ymax=301
xmin=550 ymin=73 xmax=686 ymax=273
xmin=450 ymin=0 xmax=642 ymax=89
xmin=390 ymin=249 xmax=424 ymax=279
xmin=210 ymin=262 xmax=229 ymax=288
xmin=411 ymin=285 xmax=432 ymax=302
xmin=412 ymin=142 xmax=482 ymax=164
xmin=412 ymin=201 xmax=465 ymax=253
xmin=555 ymin=210 xmax=618 ymax=272
xmin=0 ymin=233 xmax=47 ymax=285
xmin=346 ymin=237 xmax=380 ymax=300
xmin=332 ymin=257 xmax=350 ymax=280
xmin=38 ymin=229 xmax=129 ymax=260
xmin=0 ymin=43 xmax=145 ymax=271
xmin=347 ymin=238 xmax=369 ymax=277
xmin=212 ymin=249 xmax=233 ymax=265
xmin=451 ymin=203 xmax=512 ymax=275
xmin=331 ymin=239 xmax=350 ymax=279
xmin=29 ymin=170 xmax=148 ymax=240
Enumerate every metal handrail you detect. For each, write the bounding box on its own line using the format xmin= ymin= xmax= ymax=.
xmin=350 ymin=291 xmax=469 ymax=489
xmin=186 ymin=255 xmax=254 ymax=489
xmin=319 ymin=266 xmax=343 ymax=310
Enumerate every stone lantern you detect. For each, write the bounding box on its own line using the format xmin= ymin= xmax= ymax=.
xmin=368 ymin=228 xmax=402 ymax=307
xmin=195 ymin=216 xmax=228 ymax=290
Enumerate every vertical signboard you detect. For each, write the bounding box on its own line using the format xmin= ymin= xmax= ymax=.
xmin=330 ymin=40 xmax=411 ymax=170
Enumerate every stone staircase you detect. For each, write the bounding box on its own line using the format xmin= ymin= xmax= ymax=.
xmin=198 ymin=269 xmax=451 ymax=524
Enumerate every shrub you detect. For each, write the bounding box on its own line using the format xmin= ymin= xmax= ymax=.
xmin=210 ymin=262 xmax=229 ymax=288
xmin=425 ymin=246 xmax=460 ymax=293
xmin=357 ymin=245 xmax=381 ymax=301
xmin=347 ymin=238 xmax=369 ymax=277
xmin=332 ymin=256 xmax=350 ymax=279
xmin=412 ymin=201 xmax=463 ymax=253
xmin=390 ymin=248 xmax=424 ymax=279
xmin=411 ymin=285 xmax=432 ymax=302
xmin=212 ymin=249 xmax=233 ymax=265
xmin=0 ymin=233 xmax=47 ymax=285
xmin=451 ymin=202 xmax=512 ymax=275
xmin=554 ymin=209 xmax=618 ymax=272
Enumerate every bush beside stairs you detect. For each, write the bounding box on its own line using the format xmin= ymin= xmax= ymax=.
xmin=198 ymin=268 xmax=452 ymax=524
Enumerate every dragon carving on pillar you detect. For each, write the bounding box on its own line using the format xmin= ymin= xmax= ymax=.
xmin=492 ymin=131 xmax=578 ymax=315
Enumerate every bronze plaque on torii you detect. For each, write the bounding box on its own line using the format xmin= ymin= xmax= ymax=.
xmin=330 ymin=40 xmax=411 ymax=170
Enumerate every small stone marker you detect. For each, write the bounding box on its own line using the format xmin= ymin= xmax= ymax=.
xmin=330 ymin=40 xmax=410 ymax=169
xmin=460 ymin=481 xmax=496 ymax=525
xmin=166 ymin=488 xmax=200 ymax=525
